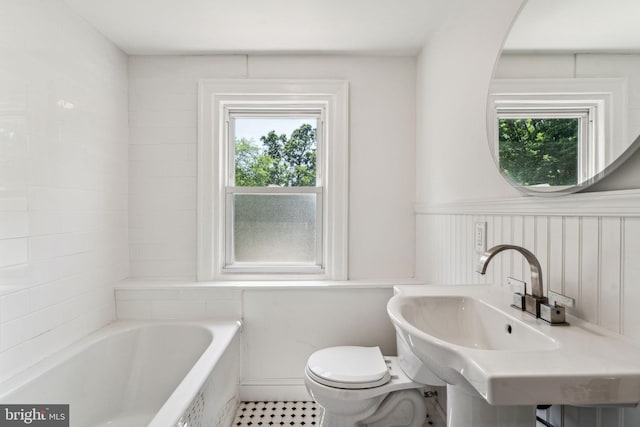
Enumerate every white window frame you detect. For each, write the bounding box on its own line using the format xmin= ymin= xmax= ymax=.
xmin=489 ymin=78 xmax=626 ymax=189
xmin=197 ymin=79 xmax=349 ymax=281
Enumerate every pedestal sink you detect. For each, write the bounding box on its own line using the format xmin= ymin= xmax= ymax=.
xmin=387 ymin=285 xmax=640 ymax=426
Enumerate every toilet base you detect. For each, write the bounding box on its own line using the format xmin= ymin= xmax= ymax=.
xmin=318 ymin=389 xmax=427 ymax=427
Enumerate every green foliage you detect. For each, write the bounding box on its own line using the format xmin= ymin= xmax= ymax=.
xmin=498 ymin=118 xmax=578 ymax=186
xmin=234 ymin=138 xmax=273 ymax=186
xmin=235 ymin=123 xmax=317 ymax=187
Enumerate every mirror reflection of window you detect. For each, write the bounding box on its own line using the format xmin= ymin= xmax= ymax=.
xmin=497 ymin=115 xmax=583 ymax=188
xmin=488 ymin=78 xmax=623 ymax=193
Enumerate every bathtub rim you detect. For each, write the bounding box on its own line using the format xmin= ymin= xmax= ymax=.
xmin=0 ymin=319 xmax=243 ymax=426
xmin=150 ymin=319 xmax=242 ymax=426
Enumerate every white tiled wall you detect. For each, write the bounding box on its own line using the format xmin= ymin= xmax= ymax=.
xmin=128 ymin=55 xmax=417 ymax=280
xmin=115 ymin=281 xmax=401 ymax=401
xmin=416 ymin=209 xmax=640 ymax=426
xmin=128 ymin=56 xmax=247 ymax=279
xmin=115 ymin=283 xmax=242 ymax=320
xmin=241 ymin=286 xmax=397 ymax=400
xmin=0 ymin=0 xmax=128 ymax=382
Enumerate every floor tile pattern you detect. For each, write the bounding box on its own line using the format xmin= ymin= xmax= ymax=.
xmin=232 ymin=401 xmax=319 ymax=426
xmin=232 ymin=400 xmax=439 ymax=426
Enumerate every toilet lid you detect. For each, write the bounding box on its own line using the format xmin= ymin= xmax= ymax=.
xmin=306 ymin=346 xmax=391 ymax=389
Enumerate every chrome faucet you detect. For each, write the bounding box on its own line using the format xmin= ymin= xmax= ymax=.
xmin=476 ymin=244 xmax=547 ymax=318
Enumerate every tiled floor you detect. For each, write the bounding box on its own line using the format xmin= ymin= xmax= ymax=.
xmin=232 ymin=400 xmax=439 ymax=426
xmin=232 ymin=401 xmax=320 ymax=426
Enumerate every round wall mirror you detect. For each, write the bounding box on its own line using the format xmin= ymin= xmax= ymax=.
xmin=487 ymin=0 xmax=640 ymax=196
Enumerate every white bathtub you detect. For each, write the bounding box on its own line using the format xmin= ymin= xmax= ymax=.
xmin=0 ymin=320 xmax=242 ymax=427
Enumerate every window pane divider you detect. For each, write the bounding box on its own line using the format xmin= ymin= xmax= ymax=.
xmin=226 ymin=186 xmax=322 ymax=194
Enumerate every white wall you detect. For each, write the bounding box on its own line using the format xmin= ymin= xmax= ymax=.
xmin=240 ymin=286 xmax=396 ymax=399
xmin=0 ymin=0 xmax=128 ymax=381
xmin=115 ymin=281 xmax=400 ymax=400
xmin=126 ymin=54 xmax=417 ymax=400
xmin=415 ymin=0 xmax=524 ymax=206
xmin=128 ymin=55 xmax=416 ymax=280
xmin=415 ymin=0 xmax=640 ymax=425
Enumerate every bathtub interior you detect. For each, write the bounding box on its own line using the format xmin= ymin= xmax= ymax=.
xmin=0 ymin=323 xmax=221 ymax=426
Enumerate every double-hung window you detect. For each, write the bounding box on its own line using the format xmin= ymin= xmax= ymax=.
xmin=198 ymin=80 xmax=348 ymax=280
xmin=226 ymin=109 xmax=323 ymax=272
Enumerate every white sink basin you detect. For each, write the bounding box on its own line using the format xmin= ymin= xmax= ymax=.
xmin=397 ymin=295 xmax=557 ymax=351
xmin=388 ymin=285 xmax=640 ymax=406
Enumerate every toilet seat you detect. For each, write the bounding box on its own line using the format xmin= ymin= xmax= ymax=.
xmin=304 ymin=347 xmax=428 ymax=427
xmin=306 ymin=346 xmax=391 ymax=389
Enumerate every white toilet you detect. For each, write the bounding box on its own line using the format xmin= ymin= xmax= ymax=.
xmin=304 ymin=346 xmax=427 ymax=427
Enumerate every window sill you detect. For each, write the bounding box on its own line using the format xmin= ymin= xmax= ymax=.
xmin=115 ymin=278 xmax=422 ymax=291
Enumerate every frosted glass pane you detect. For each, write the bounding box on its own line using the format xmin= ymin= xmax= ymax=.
xmin=233 ymin=194 xmax=317 ymax=264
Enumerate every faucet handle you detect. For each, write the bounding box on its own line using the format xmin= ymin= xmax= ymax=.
xmin=507 ymin=277 xmax=526 ymax=311
xmin=548 ymin=291 xmax=575 ymax=308
xmin=507 ymin=277 xmax=526 ymax=294
xmin=540 ymin=291 xmax=575 ymax=325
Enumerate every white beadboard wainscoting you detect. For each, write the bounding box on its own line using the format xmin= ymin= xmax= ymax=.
xmin=416 ymin=189 xmax=640 ymax=427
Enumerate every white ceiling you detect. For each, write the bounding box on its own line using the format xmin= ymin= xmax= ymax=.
xmin=62 ymin=0 xmax=640 ymax=56
xmin=62 ymin=0 xmax=457 ymax=55
xmin=504 ymin=0 xmax=640 ymax=52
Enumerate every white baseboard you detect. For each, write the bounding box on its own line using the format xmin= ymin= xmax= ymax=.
xmin=240 ymin=379 xmax=312 ymax=401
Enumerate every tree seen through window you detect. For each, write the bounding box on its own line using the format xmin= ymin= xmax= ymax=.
xmin=235 ymin=122 xmax=317 ymax=187
xmin=498 ymin=117 xmax=579 ymax=187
